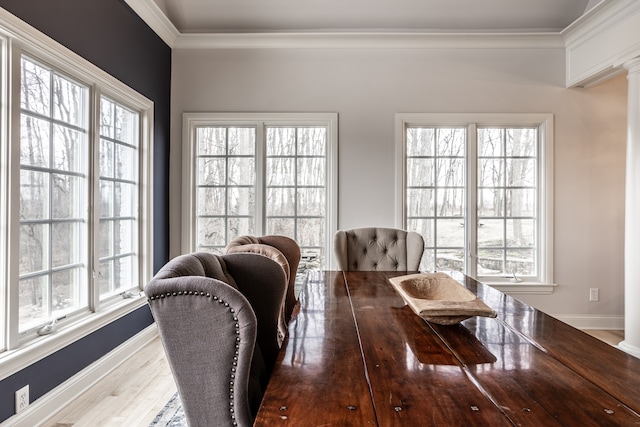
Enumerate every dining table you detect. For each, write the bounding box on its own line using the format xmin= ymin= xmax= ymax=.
xmin=253 ymin=270 xmax=640 ymax=426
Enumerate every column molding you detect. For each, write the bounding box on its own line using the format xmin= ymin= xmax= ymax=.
xmin=620 ymin=56 xmax=640 ymax=358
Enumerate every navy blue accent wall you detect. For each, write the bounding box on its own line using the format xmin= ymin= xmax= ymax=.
xmin=0 ymin=0 xmax=170 ymax=423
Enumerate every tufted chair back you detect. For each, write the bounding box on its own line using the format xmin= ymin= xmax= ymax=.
xmin=146 ymin=252 xmax=287 ymax=427
xmin=226 ymin=235 xmax=301 ymax=336
xmin=334 ymin=227 xmax=425 ymax=271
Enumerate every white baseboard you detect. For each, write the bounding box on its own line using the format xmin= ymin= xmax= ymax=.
xmin=554 ymin=314 xmax=625 ymax=330
xmin=1 ymin=325 xmax=158 ymax=427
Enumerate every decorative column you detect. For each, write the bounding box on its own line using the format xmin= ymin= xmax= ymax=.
xmin=620 ymin=57 xmax=640 ymax=358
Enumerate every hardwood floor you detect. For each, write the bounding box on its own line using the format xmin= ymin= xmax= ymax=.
xmin=41 ymin=334 xmax=177 ymax=427
xmin=40 ymin=329 xmax=624 ymax=426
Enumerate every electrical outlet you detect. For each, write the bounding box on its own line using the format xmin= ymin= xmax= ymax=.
xmin=15 ymin=385 xmax=29 ymax=414
xmin=589 ymin=288 xmax=599 ymax=302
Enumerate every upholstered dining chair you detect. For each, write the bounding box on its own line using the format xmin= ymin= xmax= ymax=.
xmin=225 ymin=235 xmax=301 ymax=335
xmin=146 ymin=252 xmax=287 ymax=427
xmin=334 ymin=227 xmax=425 ymax=271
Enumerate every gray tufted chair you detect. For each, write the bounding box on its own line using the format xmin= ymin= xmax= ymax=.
xmin=146 ymin=252 xmax=287 ymax=427
xmin=225 ymin=235 xmax=301 ymax=340
xmin=334 ymin=227 xmax=425 ymax=271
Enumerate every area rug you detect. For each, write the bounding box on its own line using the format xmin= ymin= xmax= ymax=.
xmin=150 ymin=392 xmax=186 ymax=427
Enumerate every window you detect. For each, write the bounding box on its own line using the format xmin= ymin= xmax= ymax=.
xmin=0 ymin=14 xmax=153 ymax=367
xmin=183 ymin=113 xmax=338 ymax=271
xmin=396 ymin=114 xmax=553 ymax=289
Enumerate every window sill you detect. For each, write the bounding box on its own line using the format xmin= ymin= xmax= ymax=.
xmin=0 ymin=295 xmax=148 ymax=381
xmin=485 ymin=282 xmax=557 ymax=295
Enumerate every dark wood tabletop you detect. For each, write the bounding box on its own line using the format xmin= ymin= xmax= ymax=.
xmin=254 ymin=270 xmax=640 ymax=426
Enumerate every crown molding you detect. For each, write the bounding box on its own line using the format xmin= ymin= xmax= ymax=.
xmin=124 ymin=0 xmax=564 ymax=50
xmin=124 ymin=0 xmax=180 ymax=47
xmin=172 ymin=31 xmax=564 ymax=50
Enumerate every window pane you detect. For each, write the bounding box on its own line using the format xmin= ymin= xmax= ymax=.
xmin=228 ymin=157 xmax=255 ymax=185
xmin=478 ymin=249 xmax=504 ymax=274
xmin=198 ymin=187 xmax=226 ymax=215
xmin=197 ymin=127 xmax=226 ymax=155
xmin=478 ymin=129 xmax=503 ymax=156
xmin=298 ymin=188 xmax=325 ymax=216
xmin=52 ymin=174 xmax=82 ymax=219
xmin=19 ymin=277 xmax=49 ymax=333
xmin=407 ymin=188 xmax=434 ymax=217
xmin=197 ymin=217 xmax=226 ymax=246
xmin=20 ymin=224 xmax=49 ymax=275
xmin=99 ymin=220 xmax=113 ymax=258
xmin=227 ymin=217 xmax=253 ymax=241
xmin=477 ymin=219 xmax=504 ymax=248
xmin=53 ymin=74 xmax=85 ymax=127
xmin=407 ymin=158 xmax=434 ymax=187
xmin=21 ymin=58 xmax=50 ymax=116
xmin=267 ymin=217 xmax=295 ymax=237
xmin=228 ymin=128 xmax=255 ymax=155
xmin=478 ymin=159 xmax=504 ymax=187
xmin=267 ymin=188 xmax=295 ymax=216
xmin=407 ymin=128 xmax=434 ymax=156
xmin=436 ymin=249 xmax=464 ymax=272
xmin=507 ymin=249 xmax=535 ymax=275
xmin=436 ymin=128 xmax=465 ymax=156
xmin=297 ymin=218 xmax=325 ymax=247
xmin=298 ymin=158 xmax=325 ymax=186
xmin=116 ymin=144 xmax=136 ymax=181
xmin=507 ymin=219 xmax=535 ymax=247
xmin=51 ymin=268 xmax=83 ymax=316
xmin=20 ymin=116 xmax=50 ymax=168
xmin=20 ymin=170 xmax=49 ymax=220
xmin=407 ymin=218 xmax=434 ymax=247
xmin=507 ymin=159 xmax=536 ymax=186
xmin=228 ymin=187 xmax=254 ymax=215
xmin=266 ymin=158 xmax=295 ymax=186
xmin=115 ymin=182 xmax=135 ymax=217
xmin=114 ymin=219 xmax=134 ymax=255
xmin=51 ymin=222 xmax=80 ymax=267
xmin=53 ymin=125 xmax=83 ymax=172
xmin=267 ymin=128 xmax=295 ymax=156
xmin=198 ymin=158 xmax=226 ymax=185
xmin=506 ymin=189 xmax=535 ymax=217
xmin=100 ymin=140 xmax=114 ymax=178
xmin=298 ymin=128 xmax=326 ymax=156
xmin=436 ymin=218 xmax=464 ymax=247
xmin=506 ymin=128 xmax=537 ymax=156
xmin=478 ymin=189 xmax=504 ymax=217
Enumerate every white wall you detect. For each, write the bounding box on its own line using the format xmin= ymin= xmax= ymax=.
xmin=170 ymin=47 xmax=627 ymax=324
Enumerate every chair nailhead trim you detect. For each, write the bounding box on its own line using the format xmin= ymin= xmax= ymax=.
xmin=148 ymin=289 xmax=242 ymax=423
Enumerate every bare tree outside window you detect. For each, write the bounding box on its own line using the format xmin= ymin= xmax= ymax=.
xmin=98 ymin=97 xmax=140 ymax=300
xmin=406 ymin=124 xmax=538 ymax=278
xmin=19 ymin=56 xmax=88 ymax=332
xmin=193 ymin=124 xmax=328 ymax=272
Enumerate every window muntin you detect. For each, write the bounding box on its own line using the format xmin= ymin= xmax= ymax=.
xmin=19 ymin=56 xmax=89 ymax=333
xmin=399 ymin=114 xmax=552 ymax=285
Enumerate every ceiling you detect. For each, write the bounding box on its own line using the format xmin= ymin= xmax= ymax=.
xmin=149 ymin=0 xmax=599 ymax=34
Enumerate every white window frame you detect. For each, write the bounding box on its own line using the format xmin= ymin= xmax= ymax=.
xmin=182 ymin=112 xmax=338 ymax=269
xmin=395 ymin=113 xmax=555 ymax=294
xmin=0 ymin=11 xmax=153 ymax=378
